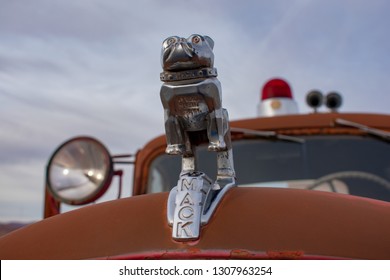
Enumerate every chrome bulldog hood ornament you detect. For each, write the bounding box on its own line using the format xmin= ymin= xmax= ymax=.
xmin=160 ymin=34 xmax=236 ymax=241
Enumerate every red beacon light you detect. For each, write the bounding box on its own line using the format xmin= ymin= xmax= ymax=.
xmin=257 ymin=78 xmax=299 ymax=117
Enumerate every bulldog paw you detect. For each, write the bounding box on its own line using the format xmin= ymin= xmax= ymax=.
xmin=166 ymin=144 xmax=185 ymax=155
xmin=208 ymin=140 xmax=226 ymax=152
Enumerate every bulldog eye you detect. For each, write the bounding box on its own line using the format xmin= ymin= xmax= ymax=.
xmin=167 ymin=37 xmax=177 ymax=45
xmin=192 ymin=36 xmax=201 ymax=44
xmin=163 ymin=37 xmax=178 ymax=48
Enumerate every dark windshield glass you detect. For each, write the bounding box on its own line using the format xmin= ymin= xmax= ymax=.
xmin=148 ymin=135 xmax=390 ymax=201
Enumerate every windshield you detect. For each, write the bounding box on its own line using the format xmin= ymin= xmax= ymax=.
xmin=147 ymin=135 xmax=390 ymax=202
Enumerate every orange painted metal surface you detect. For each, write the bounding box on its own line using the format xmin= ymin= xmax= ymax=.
xmin=1 ymin=187 xmax=389 ymax=259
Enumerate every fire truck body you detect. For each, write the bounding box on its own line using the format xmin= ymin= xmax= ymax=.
xmin=1 ymin=110 xmax=390 ymax=259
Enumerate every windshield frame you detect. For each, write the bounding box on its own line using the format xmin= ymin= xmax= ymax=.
xmin=133 ymin=113 xmax=390 ymax=198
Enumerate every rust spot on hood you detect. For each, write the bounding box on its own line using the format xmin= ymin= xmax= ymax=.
xmin=266 ymin=250 xmax=304 ymax=259
xmin=230 ymin=249 xmax=258 ymax=259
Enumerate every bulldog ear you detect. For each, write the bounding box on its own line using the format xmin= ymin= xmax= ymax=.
xmin=204 ymin=36 xmax=214 ymax=49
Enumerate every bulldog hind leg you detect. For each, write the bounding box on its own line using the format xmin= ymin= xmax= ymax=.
xmin=215 ymin=109 xmax=235 ymax=187
xmin=216 ymin=132 xmax=235 ymax=179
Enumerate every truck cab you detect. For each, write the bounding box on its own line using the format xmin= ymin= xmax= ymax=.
xmin=1 ymin=77 xmax=389 ymax=260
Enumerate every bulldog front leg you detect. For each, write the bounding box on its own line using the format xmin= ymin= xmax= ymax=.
xmin=207 ymin=108 xmax=228 ymax=152
xmin=164 ymin=111 xmax=186 ymax=155
xmin=198 ymin=78 xmax=227 ymax=152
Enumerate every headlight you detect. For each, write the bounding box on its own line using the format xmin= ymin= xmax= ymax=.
xmin=46 ymin=136 xmax=113 ymax=205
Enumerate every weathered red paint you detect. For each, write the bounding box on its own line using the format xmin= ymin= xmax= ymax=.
xmin=1 ymin=187 xmax=389 ymax=259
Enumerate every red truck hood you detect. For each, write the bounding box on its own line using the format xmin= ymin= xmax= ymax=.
xmin=0 ymin=187 xmax=389 ymax=259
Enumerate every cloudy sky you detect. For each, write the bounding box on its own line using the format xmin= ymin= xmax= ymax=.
xmin=1 ymin=0 xmax=389 ymax=222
